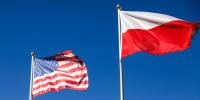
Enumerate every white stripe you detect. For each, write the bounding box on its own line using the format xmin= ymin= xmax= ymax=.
xmin=120 ymin=11 xmax=181 ymax=33
xmin=54 ymin=53 xmax=75 ymax=59
xmin=33 ymin=69 xmax=88 ymax=82
xmin=33 ymin=76 xmax=88 ymax=88
xmin=33 ymin=81 xmax=88 ymax=95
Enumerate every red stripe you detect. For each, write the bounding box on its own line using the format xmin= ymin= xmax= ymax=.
xmin=51 ymin=50 xmax=72 ymax=58
xmin=56 ymin=66 xmax=87 ymax=73
xmin=56 ymin=56 xmax=78 ymax=62
xmin=121 ymin=20 xmax=199 ymax=58
xmin=58 ymin=60 xmax=84 ymax=68
xmin=32 ymin=85 xmax=88 ymax=98
xmin=33 ymin=73 xmax=88 ymax=85
xmin=33 ymin=79 xmax=88 ymax=91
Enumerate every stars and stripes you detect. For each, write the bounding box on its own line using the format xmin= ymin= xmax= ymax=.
xmin=32 ymin=50 xmax=89 ymax=98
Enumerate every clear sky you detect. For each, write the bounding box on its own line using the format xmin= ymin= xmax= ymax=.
xmin=0 ymin=0 xmax=199 ymax=100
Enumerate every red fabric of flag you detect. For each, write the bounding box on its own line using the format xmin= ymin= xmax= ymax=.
xmin=120 ymin=11 xmax=199 ymax=58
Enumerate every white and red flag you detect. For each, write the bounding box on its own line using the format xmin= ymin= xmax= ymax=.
xmin=119 ymin=11 xmax=199 ymax=58
xmin=32 ymin=50 xmax=88 ymax=98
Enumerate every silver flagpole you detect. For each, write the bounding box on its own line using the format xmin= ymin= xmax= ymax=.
xmin=29 ymin=51 xmax=35 ymax=100
xmin=117 ymin=4 xmax=124 ymax=100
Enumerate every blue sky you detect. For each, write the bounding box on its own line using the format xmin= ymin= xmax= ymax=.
xmin=0 ymin=0 xmax=199 ymax=100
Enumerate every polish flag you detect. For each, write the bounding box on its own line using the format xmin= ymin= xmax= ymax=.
xmin=120 ymin=11 xmax=199 ymax=58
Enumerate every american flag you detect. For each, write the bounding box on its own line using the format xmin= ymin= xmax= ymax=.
xmin=32 ymin=50 xmax=89 ymax=98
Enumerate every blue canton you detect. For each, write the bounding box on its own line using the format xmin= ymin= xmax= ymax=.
xmin=34 ymin=57 xmax=59 ymax=78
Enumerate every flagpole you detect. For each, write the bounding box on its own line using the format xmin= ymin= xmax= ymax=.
xmin=117 ymin=4 xmax=124 ymax=100
xmin=29 ymin=51 xmax=35 ymax=100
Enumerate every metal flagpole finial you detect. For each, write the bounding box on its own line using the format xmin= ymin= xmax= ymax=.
xmin=31 ymin=51 xmax=35 ymax=56
xmin=116 ymin=4 xmax=122 ymax=9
